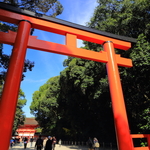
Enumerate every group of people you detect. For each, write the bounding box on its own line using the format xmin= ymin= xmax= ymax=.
xmin=35 ymin=135 xmax=57 ymax=150
xmin=10 ymin=136 xmax=34 ymax=149
xmin=87 ymin=137 xmax=100 ymax=150
xmin=10 ymin=135 xmax=99 ymax=150
xmin=10 ymin=135 xmax=58 ymax=150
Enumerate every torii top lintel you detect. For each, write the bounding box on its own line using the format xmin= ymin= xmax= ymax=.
xmin=0 ymin=2 xmax=136 ymax=45
xmin=0 ymin=2 xmax=136 ymax=67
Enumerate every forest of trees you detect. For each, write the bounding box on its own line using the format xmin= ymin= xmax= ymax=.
xmin=30 ymin=0 xmax=150 ymax=143
xmin=0 ymin=0 xmax=63 ymax=134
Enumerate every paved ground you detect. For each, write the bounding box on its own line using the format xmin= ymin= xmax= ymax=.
xmin=9 ymin=142 xmax=88 ymax=150
xmin=9 ymin=142 xmax=116 ymax=150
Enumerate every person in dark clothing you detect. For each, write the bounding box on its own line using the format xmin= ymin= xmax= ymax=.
xmin=35 ymin=135 xmax=43 ymax=150
xmin=10 ymin=137 xmax=14 ymax=148
xmin=24 ymin=137 xmax=28 ymax=149
xmin=45 ymin=136 xmax=53 ymax=150
xmin=30 ymin=136 xmax=34 ymax=147
xmin=52 ymin=136 xmax=57 ymax=150
xmin=87 ymin=137 xmax=93 ymax=150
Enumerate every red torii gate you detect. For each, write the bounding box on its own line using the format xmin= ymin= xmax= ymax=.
xmin=0 ymin=3 xmax=148 ymax=150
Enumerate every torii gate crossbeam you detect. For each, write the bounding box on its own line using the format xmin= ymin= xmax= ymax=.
xmin=0 ymin=3 xmax=137 ymax=150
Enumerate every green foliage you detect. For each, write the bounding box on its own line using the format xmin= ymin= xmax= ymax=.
xmin=0 ymin=0 xmax=64 ymax=81
xmin=30 ymin=76 xmax=60 ymax=134
xmin=89 ymin=0 xmax=150 ymax=40
xmin=1 ymin=0 xmax=63 ymax=17
xmin=0 ymin=80 xmax=26 ymax=134
xmin=131 ymin=34 xmax=150 ymax=67
xmin=84 ymin=0 xmax=150 ymax=135
xmin=0 ymin=79 xmax=4 ymax=96
xmin=0 ymin=0 xmax=64 ymax=138
xmin=0 ymin=54 xmax=34 ymax=82
xmin=57 ymin=0 xmax=150 ymax=141
xmin=119 ymin=33 xmax=150 ymax=134
xmin=35 ymin=127 xmax=42 ymax=133
xmin=138 ymin=108 xmax=150 ymax=132
xmin=29 ymin=0 xmax=150 ymax=142
xmin=56 ymin=57 xmax=115 ymax=141
xmin=0 ymin=1 xmax=64 ymax=135
xmin=0 ymin=10 xmax=31 ymax=81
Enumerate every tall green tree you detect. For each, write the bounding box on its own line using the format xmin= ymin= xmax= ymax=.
xmin=57 ymin=0 xmax=150 ymax=141
xmin=88 ymin=0 xmax=150 ymax=39
xmin=85 ymin=0 xmax=150 ymax=134
xmin=30 ymin=0 xmax=150 ymax=142
xmin=57 ymin=58 xmax=116 ymax=141
xmin=30 ymin=76 xmax=60 ymax=134
xmin=1 ymin=0 xmax=63 ymax=17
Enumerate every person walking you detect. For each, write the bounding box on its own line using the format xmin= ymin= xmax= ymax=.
xmin=30 ymin=136 xmax=34 ymax=147
xmin=45 ymin=136 xmax=53 ymax=150
xmin=43 ymin=137 xmax=48 ymax=149
xmin=52 ymin=136 xmax=57 ymax=150
xmin=10 ymin=137 xmax=14 ymax=148
xmin=20 ymin=137 xmax=23 ymax=147
xmin=35 ymin=135 xmax=43 ymax=150
xmin=87 ymin=137 xmax=93 ymax=150
xmin=58 ymin=139 xmax=62 ymax=147
xmin=23 ymin=137 xmax=28 ymax=149
xmin=93 ymin=137 xmax=100 ymax=150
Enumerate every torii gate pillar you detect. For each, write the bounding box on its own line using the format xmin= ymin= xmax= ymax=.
xmin=103 ymin=41 xmax=133 ymax=150
xmin=0 ymin=20 xmax=31 ymax=150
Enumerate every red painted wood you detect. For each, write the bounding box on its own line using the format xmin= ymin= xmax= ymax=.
xmin=103 ymin=41 xmax=134 ymax=150
xmin=0 ymin=20 xmax=31 ymax=150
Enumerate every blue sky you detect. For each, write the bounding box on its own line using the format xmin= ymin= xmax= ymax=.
xmin=4 ymin=0 xmax=98 ymax=117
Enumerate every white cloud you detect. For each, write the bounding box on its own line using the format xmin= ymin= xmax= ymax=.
xmin=77 ymin=39 xmax=84 ymax=48
xmin=67 ymin=0 xmax=98 ymax=25
xmin=65 ymin=0 xmax=98 ymax=48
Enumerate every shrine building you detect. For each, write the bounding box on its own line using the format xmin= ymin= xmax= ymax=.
xmin=16 ymin=118 xmax=39 ymax=138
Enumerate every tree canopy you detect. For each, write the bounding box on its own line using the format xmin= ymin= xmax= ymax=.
xmin=30 ymin=0 xmax=150 ymax=143
xmin=1 ymin=0 xmax=63 ymax=17
xmin=0 ymin=0 xmax=63 ymax=81
xmin=30 ymin=76 xmax=60 ymax=134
